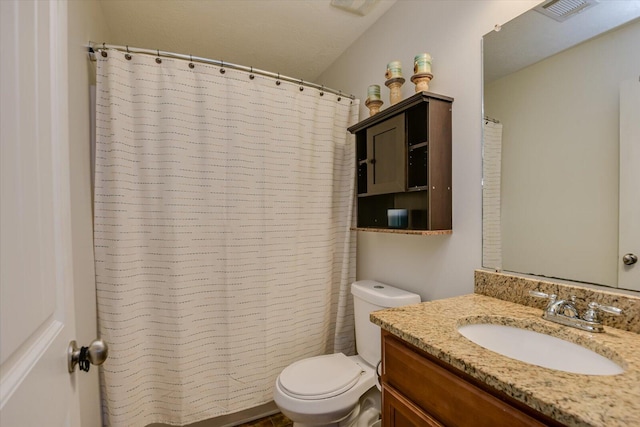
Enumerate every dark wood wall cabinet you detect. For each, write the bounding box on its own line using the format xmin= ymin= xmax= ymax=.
xmin=381 ymin=331 xmax=564 ymax=427
xmin=348 ymin=91 xmax=453 ymax=235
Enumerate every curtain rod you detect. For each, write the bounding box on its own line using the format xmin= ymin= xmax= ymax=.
xmin=88 ymin=42 xmax=355 ymax=100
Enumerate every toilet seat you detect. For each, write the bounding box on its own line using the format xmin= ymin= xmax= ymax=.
xmin=278 ymin=353 xmax=364 ymax=400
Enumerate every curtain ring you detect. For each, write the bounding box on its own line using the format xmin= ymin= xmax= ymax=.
xmin=276 ymin=73 xmax=281 ymax=86
xmin=124 ymin=45 xmax=131 ymax=60
xmin=320 ymin=85 xmax=324 ymax=96
xmin=249 ymin=66 xmax=254 ymax=80
xmin=189 ymin=54 xmax=194 ymax=69
xmin=299 ymin=79 xmax=304 ymax=91
xmin=101 ymin=42 xmax=107 ymax=58
xmin=220 ymin=60 xmax=225 ymax=74
xmin=337 ymin=91 xmax=342 ymax=102
xmin=155 ymin=49 xmax=162 ymax=64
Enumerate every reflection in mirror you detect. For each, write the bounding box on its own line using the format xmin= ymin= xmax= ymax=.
xmin=482 ymin=1 xmax=640 ymax=291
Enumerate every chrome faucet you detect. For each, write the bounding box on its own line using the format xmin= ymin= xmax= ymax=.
xmin=529 ymin=291 xmax=622 ymax=333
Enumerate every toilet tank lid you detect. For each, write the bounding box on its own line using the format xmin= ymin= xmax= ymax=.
xmin=351 ymin=280 xmax=421 ymax=308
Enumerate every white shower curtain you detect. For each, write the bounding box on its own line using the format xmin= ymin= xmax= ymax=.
xmin=482 ymin=120 xmax=503 ymax=269
xmin=94 ymin=50 xmax=358 ymax=427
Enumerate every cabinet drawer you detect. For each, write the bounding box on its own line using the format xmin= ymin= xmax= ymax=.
xmin=382 ymin=333 xmax=548 ymax=427
xmin=383 ymin=385 xmax=443 ymax=427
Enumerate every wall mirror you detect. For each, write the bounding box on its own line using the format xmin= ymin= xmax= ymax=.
xmin=482 ymin=0 xmax=640 ymax=291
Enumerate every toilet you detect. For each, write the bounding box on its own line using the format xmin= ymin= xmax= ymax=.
xmin=273 ymin=280 xmax=421 ymax=427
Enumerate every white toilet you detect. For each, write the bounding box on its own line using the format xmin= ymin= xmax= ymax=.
xmin=273 ymin=280 xmax=421 ymax=427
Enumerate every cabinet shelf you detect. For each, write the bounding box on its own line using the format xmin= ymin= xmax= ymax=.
xmin=353 ymin=227 xmax=452 ymax=236
xmin=348 ymin=91 xmax=453 ymax=134
xmin=348 ymin=91 xmax=453 ymax=232
xmin=409 ymin=141 xmax=428 ymax=150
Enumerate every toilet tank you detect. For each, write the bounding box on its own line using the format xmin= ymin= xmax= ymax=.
xmin=351 ymin=280 xmax=421 ymax=367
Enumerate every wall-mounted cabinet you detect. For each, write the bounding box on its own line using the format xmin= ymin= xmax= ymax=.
xmin=348 ymin=91 xmax=453 ymax=234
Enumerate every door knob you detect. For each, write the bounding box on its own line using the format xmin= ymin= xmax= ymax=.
xmin=68 ymin=339 xmax=109 ymax=373
xmin=623 ymin=253 xmax=638 ymax=266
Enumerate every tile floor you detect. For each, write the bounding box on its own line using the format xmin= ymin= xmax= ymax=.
xmin=235 ymin=412 xmax=293 ymax=427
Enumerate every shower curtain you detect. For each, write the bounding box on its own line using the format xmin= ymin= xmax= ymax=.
xmin=93 ymin=50 xmax=358 ymax=427
xmin=482 ymin=119 xmax=503 ymax=269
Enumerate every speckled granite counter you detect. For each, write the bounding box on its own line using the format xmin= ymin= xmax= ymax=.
xmin=371 ymin=294 xmax=640 ymax=426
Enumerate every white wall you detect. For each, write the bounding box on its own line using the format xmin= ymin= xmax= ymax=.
xmin=485 ymin=20 xmax=640 ymax=287
xmin=67 ymin=1 xmax=111 ymax=425
xmin=317 ymin=1 xmax=538 ymax=301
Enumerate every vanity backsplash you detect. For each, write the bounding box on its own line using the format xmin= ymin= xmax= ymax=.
xmin=475 ymin=270 xmax=640 ymax=334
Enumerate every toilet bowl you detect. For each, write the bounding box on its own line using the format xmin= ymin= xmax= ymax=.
xmin=274 ymin=354 xmax=376 ymax=426
xmin=273 ymin=280 xmax=421 ymax=427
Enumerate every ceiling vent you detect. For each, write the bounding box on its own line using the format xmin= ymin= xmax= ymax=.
xmin=330 ymin=0 xmax=380 ymax=16
xmin=534 ymin=0 xmax=599 ymax=22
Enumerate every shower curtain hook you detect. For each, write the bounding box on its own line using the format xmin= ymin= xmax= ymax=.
xmin=189 ymin=54 xmax=195 ymax=69
xmin=156 ymin=50 xmax=162 ymax=64
xmin=249 ymin=66 xmax=254 ymax=80
xmin=299 ymin=79 xmax=304 ymax=91
xmin=338 ymin=91 xmax=342 ymax=102
xmin=276 ymin=73 xmax=281 ymax=86
xmin=220 ymin=60 xmax=225 ymax=74
xmin=320 ymin=85 xmax=324 ymax=96
xmin=125 ymin=45 xmax=131 ymax=60
xmin=100 ymin=43 xmax=107 ymax=58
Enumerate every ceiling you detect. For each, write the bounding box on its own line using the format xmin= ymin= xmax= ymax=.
xmin=98 ymin=0 xmax=397 ymax=82
xmin=483 ymin=0 xmax=640 ymax=83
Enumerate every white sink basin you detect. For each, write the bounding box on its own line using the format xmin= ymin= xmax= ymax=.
xmin=457 ymin=323 xmax=624 ymax=376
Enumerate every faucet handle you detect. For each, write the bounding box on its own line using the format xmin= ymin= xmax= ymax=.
xmin=529 ymin=290 xmax=548 ymax=298
xmin=529 ymin=290 xmax=557 ymax=302
xmin=589 ymin=302 xmax=622 ymax=316
xmin=529 ymin=291 xmax=557 ymax=311
xmin=582 ymin=302 xmax=623 ymax=322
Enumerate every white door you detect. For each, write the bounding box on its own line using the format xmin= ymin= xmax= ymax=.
xmin=618 ymin=79 xmax=640 ymax=291
xmin=1 ymin=1 xmax=82 ymax=425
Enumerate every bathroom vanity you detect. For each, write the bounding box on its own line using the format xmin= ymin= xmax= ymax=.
xmin=372 ymin=281 xmax=640 ymax=427
xmin=381 ymin=331 xmax=558 ymax=426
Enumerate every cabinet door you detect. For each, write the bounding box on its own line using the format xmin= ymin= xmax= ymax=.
xmin=426 ymin=98 xmax=452 ymax=230
xmin=383 ymin=332 xmax=551 ymax=427
xmin=366 ymin=113 xmax=405 ymax=195
xmin=382 ymin=386 xmax=442 ymax=427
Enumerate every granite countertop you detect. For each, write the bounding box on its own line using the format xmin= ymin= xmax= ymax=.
xmin=370 ymin=293 xmax=640 ymax=427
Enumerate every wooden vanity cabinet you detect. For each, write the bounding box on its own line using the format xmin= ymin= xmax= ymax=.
xmin=383 ymin=384 xmax=443 ymax=427
xmin=381 ymin=331 xmax=563 ymax=427
xmin=348 ymin=92 xmax=453 ymax=233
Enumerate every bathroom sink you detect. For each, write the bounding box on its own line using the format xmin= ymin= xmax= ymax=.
xmin=457 ymin=323 xmax=624 ymax=375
